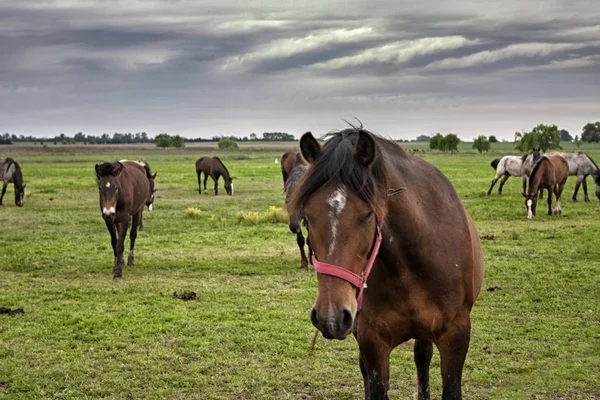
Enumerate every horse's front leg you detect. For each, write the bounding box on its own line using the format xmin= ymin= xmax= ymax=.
xmin=197 ymin=172 xmax=202 ymax=194
xmin=0 ymin=182 xmax=7 ymax=205
xmin=128 ymin=211 xmax=142 ymax=266
xmin=435 ymin=315 xmax=471 ymax=400
xmin=113 ymin=221 xmax=128 ymax=279
xmin=104 ymin=218 xmax=118 ymax=259
xmin=572 ymin=174 xmax=583 ymax=201
xmin=547 ymin=185 xmax=554 ymax=215
xmin=414 ymin=339 xmax=434 ymax=400
xmin=582 ymin=175 xmax=590 ymax=202
xmin=213 ymin=178 xmax=218 ymax=195
xmin=357 ymin=327 xmax=392 ymax=400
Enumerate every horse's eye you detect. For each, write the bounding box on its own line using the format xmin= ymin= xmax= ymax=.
xmin=361 ymin=211 xmax=373 ymax=223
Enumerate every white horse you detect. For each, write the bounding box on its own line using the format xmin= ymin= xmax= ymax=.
xmin=546 ymin=152 xmax=598 ymax=201
xmin=487 ymin=149 xmax=540 ymax=196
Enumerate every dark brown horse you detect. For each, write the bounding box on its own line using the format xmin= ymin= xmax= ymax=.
xmin=289 ymin=128 xmax=484 ymax=399
xmin=281 ymin=151 xmax=311 ymax=270
xmin=0 ymin=157 xmax=25 ymax=207
xmin=523 ymin=155 xmax=569 ymax=219
xmin=196 ymin=156 xmax=233 ymax=196
xmin=120 ymin=159 xmax=157 ymax=230
xmin=95 ymin=161 xmax=151 ymax=279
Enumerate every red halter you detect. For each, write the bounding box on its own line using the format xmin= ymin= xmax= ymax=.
xmin=311 ymin=222 xmax=383 ymax=311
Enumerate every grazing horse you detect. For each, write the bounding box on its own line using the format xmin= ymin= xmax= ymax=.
xmin=591 ymin=170 xmax=600 ymax=202
xmin=95 ymin=161 xmax=150 ymax=279
xmin=289 ymin=128 xmax=484 ymax=399
xmin=546 ymin=152 xmax=598 ymax=202
xmin=487 ymin=149 xmax=540 ymax=196
xmin=196 ymin=156 xmax=233 ymax=196
xmin=281 ymin=151 xmax=311 ymax=270
xmin=0 ymin=158 xmax=25 ymax=207
xmin=119 ymin=160 xmax=157 ymax=231
xmin=523 ymin=155 xmax=569 ymax=219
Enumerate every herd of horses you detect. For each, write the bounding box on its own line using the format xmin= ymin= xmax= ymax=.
xmin=487 ymin=149 xmax=599 ymax=218
xmin=2 ymin=134 xmax=599 ymax=399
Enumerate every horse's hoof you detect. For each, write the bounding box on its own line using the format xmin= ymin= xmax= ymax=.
xmin=113 ymin=275 xmax=122 ymax=280
xmin=584 ymin=196 xmax=590 ymax=202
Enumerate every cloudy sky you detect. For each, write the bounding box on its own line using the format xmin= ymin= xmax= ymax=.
xmin=1 ymin=0 xmax=599 ymax=140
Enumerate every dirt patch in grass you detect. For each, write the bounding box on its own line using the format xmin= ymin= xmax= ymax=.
xmin=173 ymin=291 xmax=197 ymax=301
xmin=0 ymin=307 xmax=24 ymax=316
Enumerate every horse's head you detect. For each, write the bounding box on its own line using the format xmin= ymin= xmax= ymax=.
xmin=15 ymin=183 xmax=24 ymax=207
xmin=592 ymin=170 xmax=600 ymax=202
xmin=147 ymin=172 xmax=157 ymax=211
xmin=291 ymin=128 xmax=387 ymax=340
xmin=523 ymin=192 xmax=538 ymax=219
xmin=95 ymin=162 xmax=123 ymax=222
xmin=225 ymin=177 xmax=233 ymax=196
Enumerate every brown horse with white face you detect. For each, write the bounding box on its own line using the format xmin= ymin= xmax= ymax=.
xmin=281 ymin=151 xmax=310 ymax=269
xmin=95 ymin=161 xmax=150 ymax=279
xmin=289 ymin=128 xmax=484 ymax=400
xmin=523 ymin=155 xmax=569 ymax=219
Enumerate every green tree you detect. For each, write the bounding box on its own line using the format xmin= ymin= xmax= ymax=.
xmin=218 ymin=139 xmax=238 ymax=149
xmin=514 ymin=124 xmax=561 ymax=152
xmin=154 ymin=133 xmax=172 ymax=148
xmin=574 ymin=135 xmax=582 ymax=148
xmin=416 ymin=135 xmax=431 ymax=142
xmin=172 ymin=135 xmax=185 ymax=148
xmin=559 ymin=129 xmax=572 ymax=142
xmin=444 ymin=133 xmax=460 ymax=153
xmin=488 ymin=135 xmax=498 ymax=143
xmin=472 ymin=135 xmax=490 ymax=154
xmin=581 ymin=122 xmax=600 ymax=143
xmin=429 ymin=133 xmax=444 ymax=150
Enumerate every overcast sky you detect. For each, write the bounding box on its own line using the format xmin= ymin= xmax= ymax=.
xmin=1 ymin=1 xmax=599 ymax=140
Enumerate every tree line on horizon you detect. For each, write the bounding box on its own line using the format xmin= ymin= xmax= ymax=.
xmin=0 ymin=131 xmax=297 ymax=145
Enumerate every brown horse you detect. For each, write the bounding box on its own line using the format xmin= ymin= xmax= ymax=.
xmin=523 ymin=155 xmax=569 ymax=219
xmin=289 ymin=128 xmax=484 ymax=399
xmin=120 ymin=159 xmax=157 ymax=231
xmin=196 ymin=156 xmax=233 ymax=196
xmin=0 ymin=158 xmax=25 ymax=207
xmin=95 ymin=161 xmax=151 ymax=279
xmin=281 ymin=151 xmax=311 ymax=269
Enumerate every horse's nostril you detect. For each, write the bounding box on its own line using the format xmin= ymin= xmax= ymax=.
xmin=310 ymin=307 xmax=320 ymax=329
xmin=340 ymin=307 xmax=354 ymax=333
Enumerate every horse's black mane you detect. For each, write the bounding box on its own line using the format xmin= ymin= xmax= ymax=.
xmin=530 ymin=156 xmax=549 ymax=178
xmin=520 ymin=153 xmax=529 ymax=162
xmin=97 ymin=162 xmax=122 ymax=177
xmin=290 ymin=128 xmax=388 ymax=221
xmin=585 ymin=153 xmax=599 ymax=169
xmin=213 ymin=156 xmax=231 ymax=178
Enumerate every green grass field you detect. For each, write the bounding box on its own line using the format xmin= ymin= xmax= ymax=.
xmin=1 ymin=142 xmax=599 ymax=399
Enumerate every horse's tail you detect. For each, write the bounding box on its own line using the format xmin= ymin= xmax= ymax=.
xmin=491 ymin=158 xmax=500 ymax=170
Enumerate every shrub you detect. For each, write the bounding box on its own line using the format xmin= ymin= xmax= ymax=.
xmin=218 ymin=139 xmax=238 ymax=150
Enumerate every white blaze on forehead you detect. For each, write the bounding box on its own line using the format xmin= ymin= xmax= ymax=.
xmin=326 ymin=188 xmax=347 ymax=257
xmin=526 ymin=199 xmax=534 ymax=219
xmin=105 ymin=182 xmax=111 ymax=188
xmin=231 ymin=183 xmax=234 ymax=195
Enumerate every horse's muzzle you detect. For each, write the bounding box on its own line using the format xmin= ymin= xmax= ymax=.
xmin=310 ymin=305 xmax=354 ymax=340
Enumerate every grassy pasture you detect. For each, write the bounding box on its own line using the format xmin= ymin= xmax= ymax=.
xmin=1 ymin=143 xmax=599 ymax=399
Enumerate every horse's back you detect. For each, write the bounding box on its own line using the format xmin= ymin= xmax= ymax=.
xmin=381 ymin=140 xmax=484 ymax=306
xmin=547 ymin=155 xmax=570 ymax=183
xmin=120 ymin=163 xmax=150 ymax=211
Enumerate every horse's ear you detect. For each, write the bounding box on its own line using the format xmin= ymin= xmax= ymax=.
xmin=355 ymin=130 xmax=376 ymax=166
xmin=113 ymin=162 xmax=124 ymax=176
xmin=522 ymin=192 xmax=527 ymax=198
xmin=151 ymin=173 xmax=157 ymax=180
xmin=95 ymin=164 xmax=101 ymax=179
xmin=300 ymin=132 xmax=321 ymax=164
